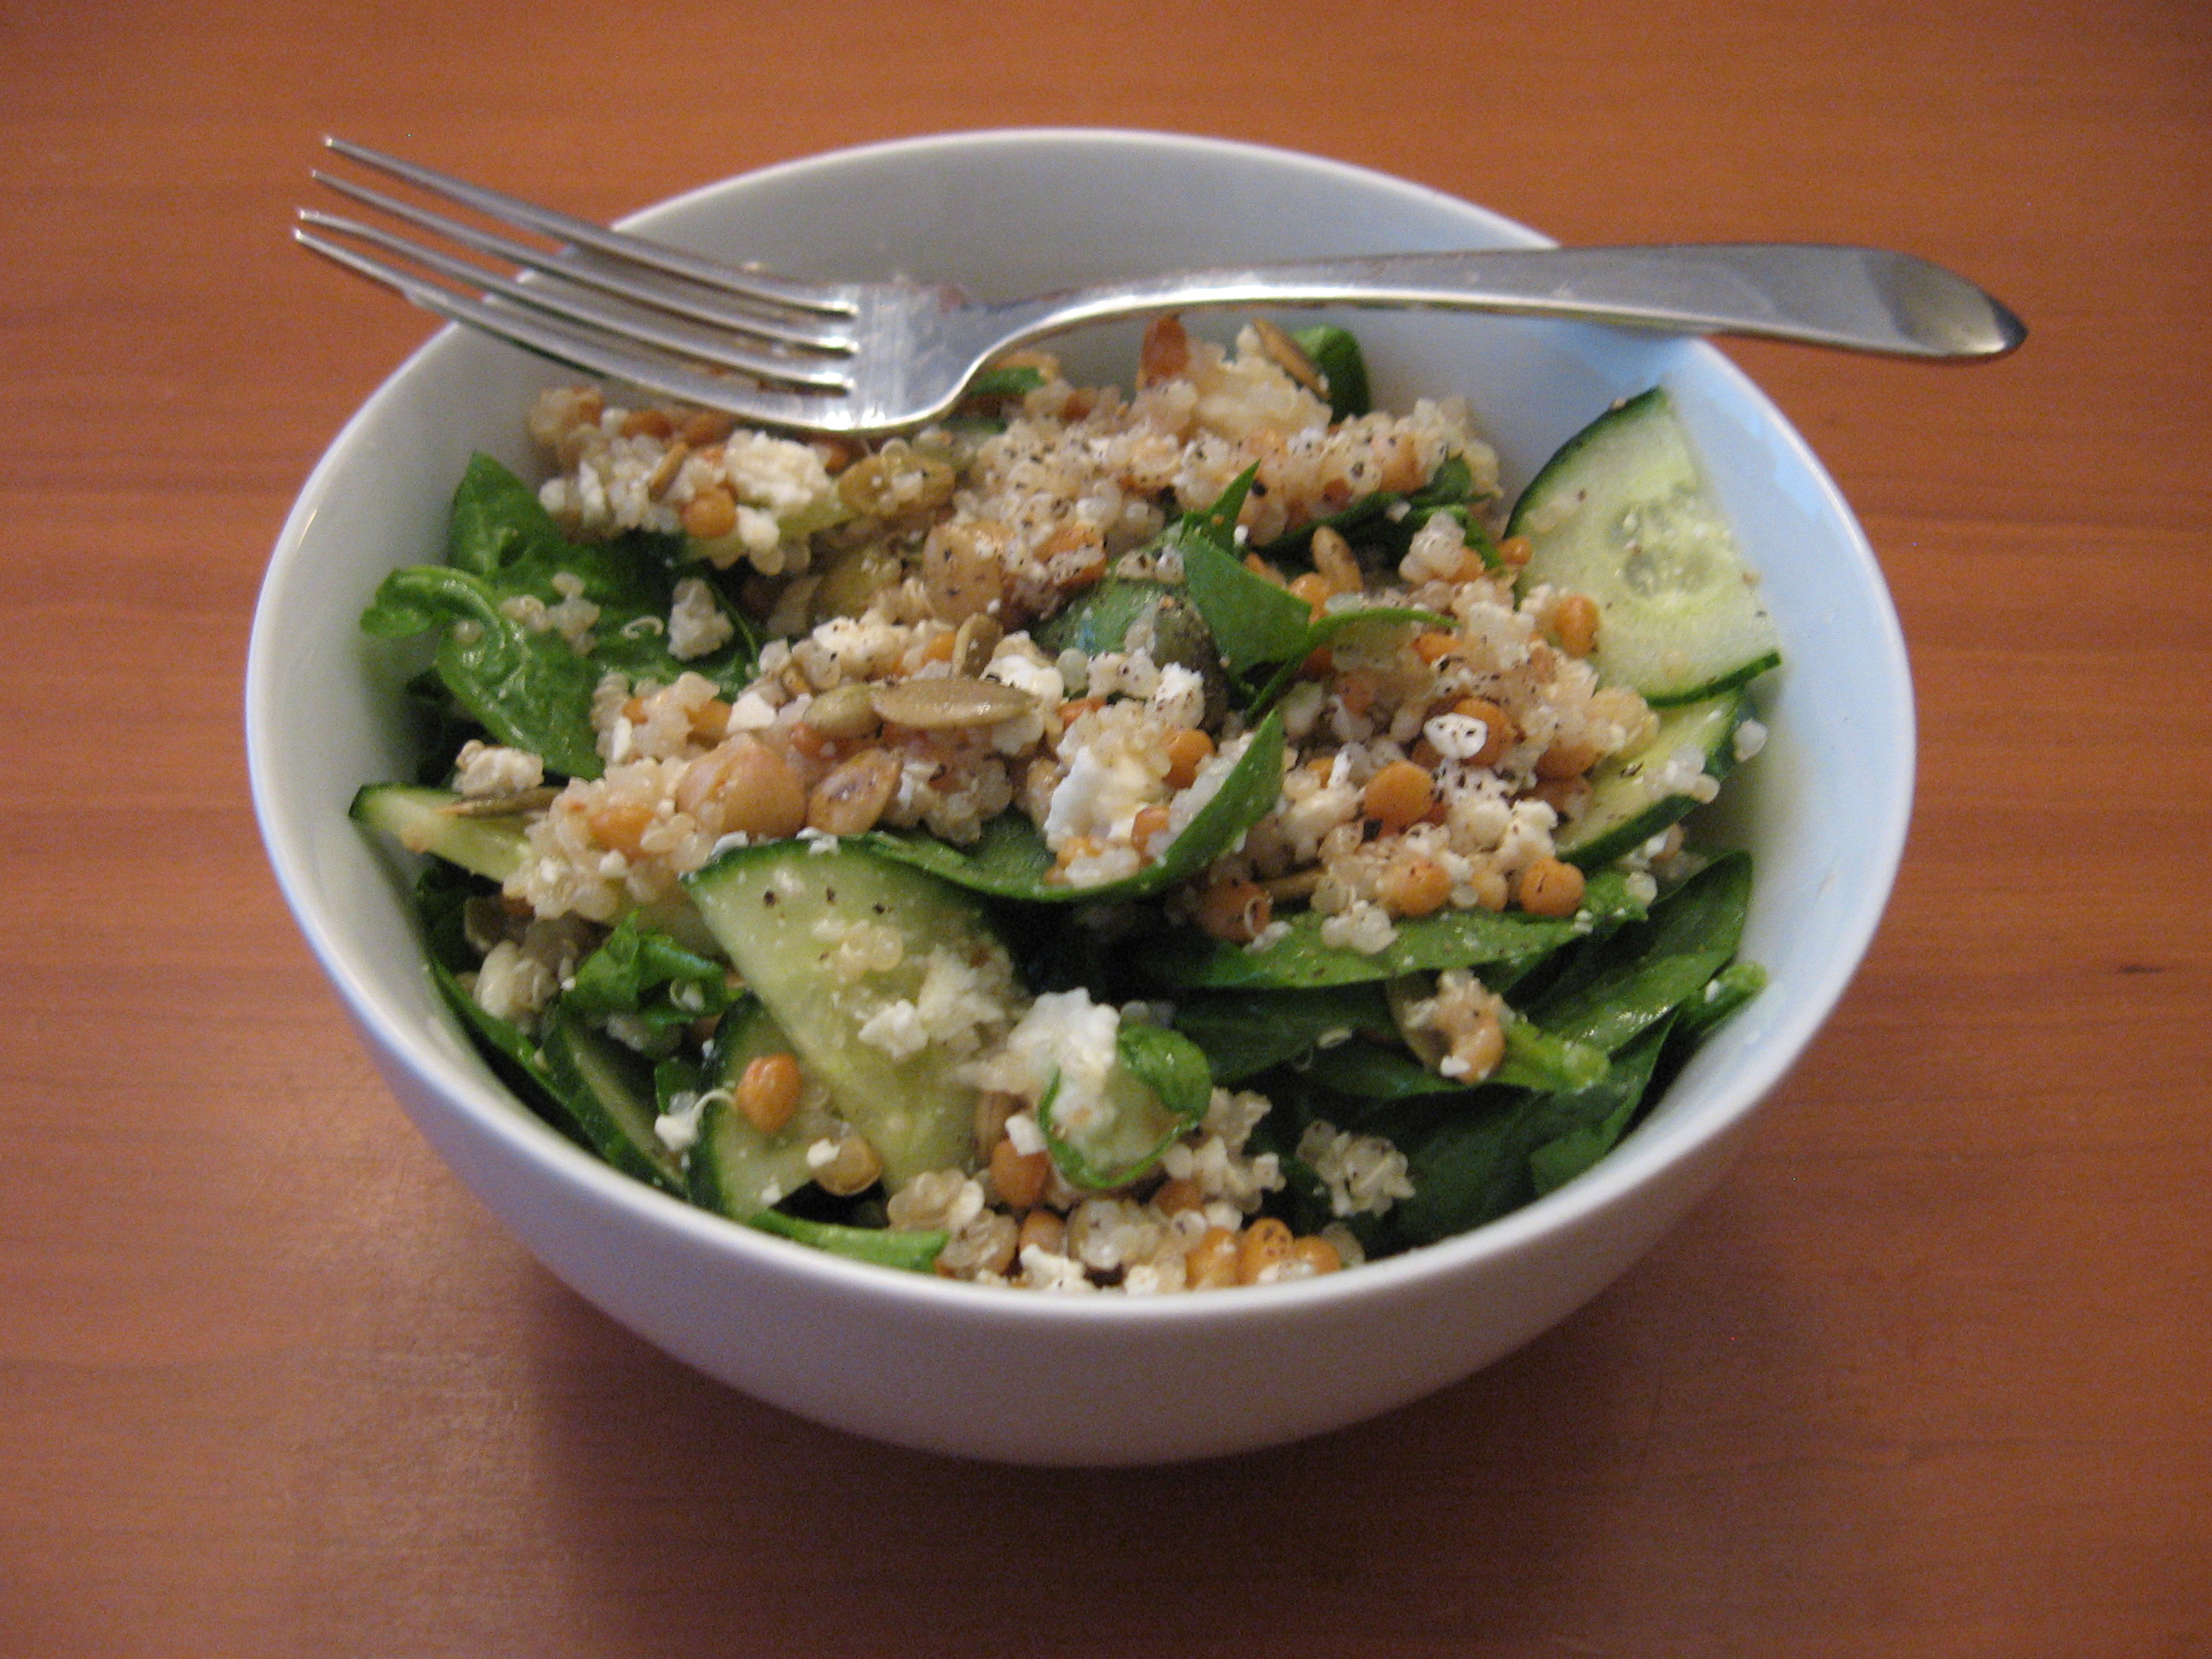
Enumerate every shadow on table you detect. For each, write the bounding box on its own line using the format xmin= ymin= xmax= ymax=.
xmin=525 ymin=1187 xmax=1825 ymax=1656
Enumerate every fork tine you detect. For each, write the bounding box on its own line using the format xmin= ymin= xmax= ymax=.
xmin=298 ymin=210 xmax=853 ymax=392
xmin=311 ymin=170 xmax=858 ymax=358
xmin=323 ymin=137 xmax=853 ymax=320
xmin=294 ymin=227 xmax=860 ymax=434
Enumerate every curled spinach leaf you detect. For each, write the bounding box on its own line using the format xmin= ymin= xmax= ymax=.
xmin=564 ymin=913 xmax=741 ymax=1032
xmin=1039 ymin=1021 xmax=1214 ymax=1191
xmin=861 ymin=708 xmax=1285 ymax=904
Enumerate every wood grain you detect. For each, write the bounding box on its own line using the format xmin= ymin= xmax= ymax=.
xmin=2 ymin=2 xmax=2205 ymax=1655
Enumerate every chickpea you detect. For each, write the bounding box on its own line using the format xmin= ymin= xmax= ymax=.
xmin=989 ymin=1136 xmax=1052 ymax=1211
xmin=806 ymin=748 xmax=902 ymax=836
xmin=682 ymin=486 xmax=737 ymax=541
xmin=1195 ymin=878 xmax=1272 ymax=944
xmin=1362 ymin=760 xmax=1435 ymax=833
xmin=1288 ymin=571 xmax=1335 ymax=616
xmin=1553 ymin=592 xmax=1601 ymax=658
xmin=1163 ymin=727 xmax=1215 ymax=790
xmin=1518 ymin=856 xmax=1587 ymax=918
xmin=586 ymin=799 xmax=655 ymax=858
xmin=1185 ymin=1227 xmax=1241 ymax=1289
xmin=675 ymin=736 xmax=806 ymax=839
xmin=1534 ymin=740 xmax=1600 ymax=781
xmin=1138 ymin=313 xmax=1190 ymax=384
xmin=1237 ymin=1218 xmax=1298 ymax=1284
xmin=1291 ymin=1236 xmax=1343 ymax=1277
xmin=736 ymin=1053 xmax=803 ymax=1135
xmin=812 ymin=1134 xmax=882 ymax=1196
xmin=1018 ymin=1209 xmax=1068 ymax=1257
xmin=1376 ymin=855 xmax=1453 ymax=918
xmin=1452 ymin=697 xmax=1517 ymax=768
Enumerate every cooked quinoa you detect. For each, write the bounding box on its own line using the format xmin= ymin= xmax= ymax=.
xmin=362 ymin=317 xmax=1767 ymax=1293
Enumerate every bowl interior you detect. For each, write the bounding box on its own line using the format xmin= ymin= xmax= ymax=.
xmin=249 ymin=131 xmax=1911 ymax=1390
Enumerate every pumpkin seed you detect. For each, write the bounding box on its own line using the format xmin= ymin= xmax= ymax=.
xmin=802 ymin=681 xmax=882 ymax=740
xmin=1252 ymin=317 xmax=1325 ymax=396
xmin=870 ymin=676 xmax=1036 ymax=730
xmin=952 ymin=612 xmax=1003 ymax=677
xmin=439 ymin=787 xmax=560 ymax=818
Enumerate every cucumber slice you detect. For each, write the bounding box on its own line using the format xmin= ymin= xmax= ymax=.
xmin=351 ymin=783 xmax=528 ymax=883
xmin=538 ymin=1004 xmax=684 ymax=1194
xmin=1558 ymin=694 xmax=1748 ymax=869
xmin=685 ymin=841 xmax=1013 ymax=1188
xmin=1508 ymin=389 xmax=1780 ymax=705
xmin=355 ymin=783 xmax=722 ymax=955
xmin=686 ymin=1001 xmax=831 ymax=1220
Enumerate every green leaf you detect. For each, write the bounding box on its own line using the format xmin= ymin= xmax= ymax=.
xmin=1113 ymin=1021 xmax=1213 ymax=1125
xmin=1393 ymin=1015 xmax=1674 ymax=1244
xmin=563 ymin=913 xmax=740 ymax=1031
xmin=1674 ymin=959 xmax=1768 ymax=1041
xmin=1258 ymin=450 xmax=1495 ymax=566
xmin=963 ymin=364 xmax=1048 ymax=401
xmin=363 ymin=454 xmax=759 ymax=779
xmin=1292 ymin=324 xmax=1370 ymax=421
xmin=1527 ymin=853 xmax=1753 ymax=1054
xmin=1144 ymin=899 xmax=1590 ymax=992
xmin=366 ymin=565 xmax=608 ymax=777
xmin=1173 ymin=982 xmax=1393 ymax=1083
xmin=1527 ymin=1017 xmax=1675 ymax=1196
xmin=746 ymin=1209 xmax=946 ymax=1273
xmin=1299 ymin=1018 xmax=1606 ymax=1099
xmin=862 ymin=708 xmax=1285 ymax=904
xmin=1038 ymin=1045 xmax=1202 ymax=1194
xmin=1181 ymin=463 xmax=1256 ymax=549
xmin=1245 ymin=605 xmax=1452 ymax=717
xmin=1180 ymin=533 xmax=1315 ymax=678
xmin=447 ymin=451 xmax=570 ymax=577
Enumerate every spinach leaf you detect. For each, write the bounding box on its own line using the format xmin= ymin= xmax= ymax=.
xmin=1393 ymin=1016 xmax=1674 ymax=1245
xmin=1038 ymin=1027 xmax=1209 ymax=1193
xmin=1143 ymin=901 xmax=1585 ymax=992
xmin=1526 ymin=853 xmax=1753 ymax=1054
xmin=1180 ymin=532 xmax=1314 ymax=678
xmin=1674 ymin=959 xmax=1768 ymax=1041
xmin=861 ymin=707 xmax=1284 ymax=903
xmin=364 ymin=565 xmax=608 ymax=777
xmin=410 ymin=864 xmax=579 ymax=1139
xmin=963 ymin=364 xmax=1048 ymax=401
xmin=1244 ymin=605 xmax=1452 ymax=718
xmin=447 ymin=451 xmax=569 ymax=577
xmin=364 ymin=454 xmax=758 ymax=779
xmin=1114 ymin=1021 xmax=1214 ymax=1126
xmin=564 ymin=913 xmax=741 ymax=1032
xmin=1173 ymin=982 xmax=1393 ymax=1083
xmin=1260 ymin=451 xmax=1498 ymax=568
xmin=747 ymin=1209 xmax=946 ymax=1273
xmin=1527 ymin=1017 xmax=1675 ymax=1197
xmin=1293 ymin=324 xmax=1371 ymax=421
xmin=1301 ymin=1017 xmax=1607 ymax=1098
xmin=1033 ymin=578 xmax=1228 ymax=726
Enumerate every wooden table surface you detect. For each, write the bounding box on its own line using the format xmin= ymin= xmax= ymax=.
xmin=3 ymin=2 xmax=2205 ymax=1654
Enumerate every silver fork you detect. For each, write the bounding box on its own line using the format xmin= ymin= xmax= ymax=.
xmin=297 ymin=137 xmax=2024 ymax=438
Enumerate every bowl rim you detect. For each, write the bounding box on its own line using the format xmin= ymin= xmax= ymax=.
xmin=247 ymin=125 xmax=1915 ymax=1329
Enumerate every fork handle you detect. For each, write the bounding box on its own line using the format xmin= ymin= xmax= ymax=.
xmin=990 ymin=244 xmax=2023 ymax=360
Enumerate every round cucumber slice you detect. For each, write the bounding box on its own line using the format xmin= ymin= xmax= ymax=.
xmin=1509 ymin=388 xmax=1780 ymax=705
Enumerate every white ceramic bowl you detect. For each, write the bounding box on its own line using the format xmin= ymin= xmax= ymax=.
xmin=249 ymin=130 xmax=1912 ymax=1464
